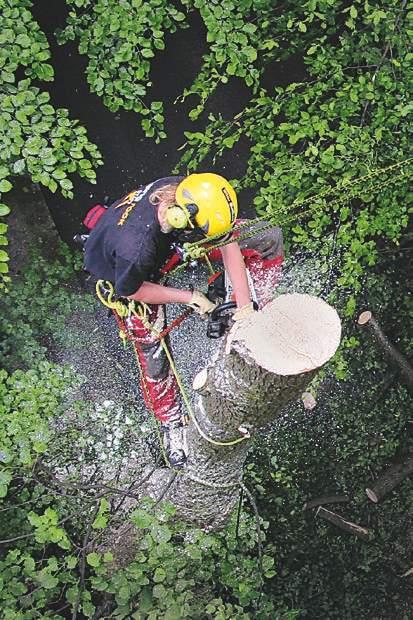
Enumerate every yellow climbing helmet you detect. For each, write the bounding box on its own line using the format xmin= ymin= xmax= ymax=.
xmin=171 ymin=173 xmax=238 ymax=238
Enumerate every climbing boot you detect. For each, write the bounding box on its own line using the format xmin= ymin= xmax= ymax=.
xmin=161 ymin=417 xmax=188 ymax=468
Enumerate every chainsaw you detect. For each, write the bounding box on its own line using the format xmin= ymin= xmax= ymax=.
xmin=206 ymin=269 xmax=258 ymax=338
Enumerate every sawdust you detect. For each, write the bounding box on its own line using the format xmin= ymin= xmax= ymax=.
xmin=232 ymin=293 xmax=341 ymax=376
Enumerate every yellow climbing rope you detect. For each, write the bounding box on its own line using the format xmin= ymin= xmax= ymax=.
xmin=95 ymin=279 xmax=130 ymax=317
xmin=171 ymin=157 xmax=413 ymax=274
xmin=95 ymin=281 xmax=249 ymax=448
xmin=131 ymin=303 xmax=249 ymax=448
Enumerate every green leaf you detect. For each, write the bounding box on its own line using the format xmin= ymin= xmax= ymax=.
xmin=152 ymin=584 xmax=166 ymax=599
xmin=37 ymin=571 xmax=59 ymax=590
xmin=13 ymin=160 xmax=25 ymax=174
xmin=92 ymin=514 xmax=107 ymax=529
xmin=0 ymin=204 xmax=11 ymax=216
xmin=52 ymin=169 xmax=67 ymax=180
xmin=186 ymin=545 xmax=202 ymax=560
xmin=16 ymin=34 xmax=31 ymax=47
xmin=60 ymin=178 xmax=73 ymax=191
xmin=153 ymin=567 xmax=166 ymax=583
xmin=173 ymin=11 xmax=186 ymax=21
xmin=94 ymin=77 xmax=104 ymax=91
xmin=244 ymin=47 xmax=257 ymax=62
xmin=86 ymin=552 xmax=101 ymax=567
xmin=37 ymin=63 xmax=54 ymax=81
xmin=132 ymin=509 xmax=153 ymax=528
xmin=0 ymin=180 xmax=12 ymax=193
xmin=164 ymin=605 xmax=183 ymax=620
xmin=41 ymin=104 xmax=55 ymax=115
xmin=66 ymin=556 xmax=77 ymax=569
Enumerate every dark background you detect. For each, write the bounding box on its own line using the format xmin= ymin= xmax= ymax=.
xmin=31 ymin=1 xmax=305 ymax=244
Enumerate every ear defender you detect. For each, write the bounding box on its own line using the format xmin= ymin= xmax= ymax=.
xmin=166 ymin=203 xmax=198 ymax=230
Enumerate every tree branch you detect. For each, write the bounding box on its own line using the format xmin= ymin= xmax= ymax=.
xmin=303 ymin=495 xmax=349 ymax=511
xmin=358 ymin=311 xmax=413 ymax=393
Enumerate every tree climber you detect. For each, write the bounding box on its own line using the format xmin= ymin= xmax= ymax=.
xmin=83 ymin=173 xmax=283 ymax=467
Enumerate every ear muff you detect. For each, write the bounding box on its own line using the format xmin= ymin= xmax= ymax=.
xmin=166 ymin=205 xmax=188 ymax=229
xmin=166 ymin=203 xmax=199 ymax=230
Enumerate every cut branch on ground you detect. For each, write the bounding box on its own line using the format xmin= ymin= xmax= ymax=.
xmin=365 ymin=456 xmax=413 ymax=503
xmin=316 ymin=507 xmax=372 ymax=541
xmin=358 ymin=311 xmax=413 ymax=393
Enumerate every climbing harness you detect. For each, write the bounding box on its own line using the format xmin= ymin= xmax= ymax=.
xmin=95 ymin=279 xmax=250 ymax=449
xmin=125 ymin=301 xmax=250 ymax=448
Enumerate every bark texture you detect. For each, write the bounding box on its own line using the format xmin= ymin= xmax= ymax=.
xmin=142 ymin=294 xmax=341 ymax=529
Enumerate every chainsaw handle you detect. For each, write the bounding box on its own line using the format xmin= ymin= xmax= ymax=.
xmin=207 ymin=301 xmax=237 ymax=339
xmin=210 ymin=301 xmax=237 ymax=321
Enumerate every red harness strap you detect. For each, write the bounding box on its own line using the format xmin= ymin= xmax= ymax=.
xmin=160 ymin=252 xmax=182 ymax=275
xmin=83 ymin=204 xmax=107 ymax=230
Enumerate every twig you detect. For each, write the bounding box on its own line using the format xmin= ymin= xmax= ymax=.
xmin=153 ymin=471 xmax=177 ymax=508
xmin=72 ymin=503 xmax=101 ymax=620
xmin=112 ymin=455 xmax=163 ymax=514
xmin=87 ymin=457 xmax=163 ymax=549
xmin=240 ymin=482 xmax=264 ymax=617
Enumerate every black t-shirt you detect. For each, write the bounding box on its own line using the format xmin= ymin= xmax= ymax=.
xmin=84 ymin=176 xmax=184 ymax=297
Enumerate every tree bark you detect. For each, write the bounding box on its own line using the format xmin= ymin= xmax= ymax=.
xmin=142 ymin=294 xmax=341 ymax=529
xmin=365 ymin=456 xmax=413 ymax=503
xmin=316 ymin=507 xmax=371 ymax=541
xmin=357 ymin=311 xmax=413 ymax=393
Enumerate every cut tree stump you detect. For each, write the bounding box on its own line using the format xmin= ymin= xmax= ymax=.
xmin=137 ymin=293 xmax=341 ymax=530
xmin=365 ymin=456 xmax=413 ymax=503
xmin=357 ymin=311 xmax=413 ymax=393
xmin=316 ymin=507 xmax=371 ymax=541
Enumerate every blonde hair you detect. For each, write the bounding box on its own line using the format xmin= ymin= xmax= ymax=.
xmin=149 ymin=182 xmax=180 ymax=233
xmin=149 ymin=183 xmax=179 ymax=211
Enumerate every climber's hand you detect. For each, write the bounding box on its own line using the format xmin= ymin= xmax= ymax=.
xmin=187 ymin=290 xmax=216 ymax=315
xmin=232 ymin=302 xmax=255 ymax=322
xmin=225 ymin=302 xmax=257 ymax=354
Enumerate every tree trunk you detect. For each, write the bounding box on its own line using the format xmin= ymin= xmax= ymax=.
xmin=316 ymin=507 xmax=372 ymax=541
xmin=358 ymin=311 xmax=413 ymax=393
xmin=143 ymin=294 xmax=341 ymax=529
xmin=365 ymin=456 xmax=413 ymax=503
